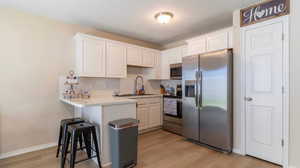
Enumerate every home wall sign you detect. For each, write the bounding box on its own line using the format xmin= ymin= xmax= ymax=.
xmin=240 ymin=0 xmax=289 ymax=27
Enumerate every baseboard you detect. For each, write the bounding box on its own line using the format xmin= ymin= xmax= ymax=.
xmin=92 ymin=158 xmax=112 ymax=168
xmin=232 ymin=148 xmax=243 ymax=155
xmin=0 ymin=142 xmax=57 ymax=160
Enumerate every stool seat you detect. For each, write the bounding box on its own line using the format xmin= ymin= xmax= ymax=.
xmin=61 ymin=118 xmax=85 ymax=125
xmin=68 ymin=122 xmax=94 ymax=131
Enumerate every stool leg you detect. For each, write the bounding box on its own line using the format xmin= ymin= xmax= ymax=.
xmin=83 ymin=130 xmax=92 ymax=158
xmin=79 ymin=134 xmax=83 ymax=150
xmin=61 ymin=132 xmax=70 ymax=168
xmin=70 ymin=131 xmax=79 ymax=168
xmin=91 ymin=127 xmax=101 ymax=168
xmin=56 ymin=126 xmax=63 ymax=157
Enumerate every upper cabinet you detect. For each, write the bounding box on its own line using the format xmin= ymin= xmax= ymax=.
xmin=186 ymin=27 xmax=233 ymax=55
xmin=75 ymin=33 xmax=159 ymax=78
xmin=143 ymin=51 xmax=161 ymax=80
xmin=106 ymin=41 xmax=127 ymax=78
xmin=159 ymin=45 xmax=187 ymax=80
xmin=186 ymin=36 xmax=207 ymax=56
xmin=127 ymin=46 xmax=142 ymax=66
xmin=206 ymin=31 xmax=229 ymax=52
xmin=126 ymin=45 xmax=158 ymax=68
xmin=75 ymin=34 xmax=106 ymax=77
xmin=142 ymin=49 xmax=156 ymax=67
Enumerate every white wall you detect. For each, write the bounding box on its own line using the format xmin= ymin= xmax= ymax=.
xmin=0 ymin=8 xmax=160 ymax=157
xmin=289 ymin=0 xmax=300 ymax=167
xmin=232 ymin=10 xmax=243 ymax=154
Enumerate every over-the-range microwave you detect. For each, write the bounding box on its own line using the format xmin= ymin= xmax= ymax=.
xmin=170 ymin=63 xmax=182 ymax=80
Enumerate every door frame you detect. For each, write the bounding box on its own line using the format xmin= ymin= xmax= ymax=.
xmin=240 ymin=15 xmax=290 ymax=167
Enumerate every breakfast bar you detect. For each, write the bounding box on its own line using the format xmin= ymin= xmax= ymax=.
xmin=60 ymin=97 xmax=137 ymax=167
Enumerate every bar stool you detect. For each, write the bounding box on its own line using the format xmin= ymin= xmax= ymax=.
xmin=61 ymin=122 xmax=102 ymax=168
xmin=56 ymin=118 xmax=85 ymax=158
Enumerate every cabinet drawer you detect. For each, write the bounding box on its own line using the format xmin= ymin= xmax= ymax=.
xmin=137 ymin=97 xmax=161 ymax=105
xmin=163 ymin=121 xmax=182 ymax=135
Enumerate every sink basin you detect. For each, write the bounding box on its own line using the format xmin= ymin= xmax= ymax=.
xmin=115 ymin=94 xmax=155 ymax=97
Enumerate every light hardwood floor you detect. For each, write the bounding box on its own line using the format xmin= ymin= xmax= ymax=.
xmin=0 ymin=130 xmax=280 ymax=168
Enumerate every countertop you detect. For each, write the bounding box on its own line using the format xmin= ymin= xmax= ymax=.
xmin=118 ymin=94 xmax=163 ymax=99
xmin=60 ymin=94 xmax=162 ymax=108
xmin=60 ymin=97 xmax=137 ymax=108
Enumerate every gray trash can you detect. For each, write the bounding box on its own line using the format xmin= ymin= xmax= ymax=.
xmin=109 ymin=118 xmax=139 ymax=168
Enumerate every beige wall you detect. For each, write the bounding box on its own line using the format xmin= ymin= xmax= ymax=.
xmin=289 ymin=0 xmax=300 ymax=167
xmin=0 ymin=8 xmax=160 ymax=155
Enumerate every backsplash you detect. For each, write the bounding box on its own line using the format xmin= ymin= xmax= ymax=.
xmin=59 ymin=67 xmax=161 ymax=98
xmin=161 ymin=80 xmax=182 ymax=90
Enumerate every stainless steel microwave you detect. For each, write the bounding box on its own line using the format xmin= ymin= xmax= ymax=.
xmin=170 ymin=63 xmax=182 ymax=80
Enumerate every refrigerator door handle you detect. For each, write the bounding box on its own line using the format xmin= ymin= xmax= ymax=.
xmin=195 ymin=71 xmax=199 ymax=107
xmin=199 ymin=71 xmax=203 ymax=108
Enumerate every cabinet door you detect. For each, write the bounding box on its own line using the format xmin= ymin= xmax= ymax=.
xmin=187 ymin=37 xmax=207 ymax=55
xmin=106 ymin=41 xmax=127 ymax=78
xmin=127 ymin=46 xmax=142 ymax=66
xmin=154 ymin=52 xmax=161 ymax=79
xmin=206 ymin=31 xmax=229 ymax=52
xmin=181 ymin=45 xmax=188 ymax=59
xmin=142 ymin=49 xmax=155 ymax=67
xmin=160 ymin=51 xmax=170 ymax=80
xmin=144 ymin=52 xmax=161 ymax=79
xmin=148 ymin=103 xmax=162 ymax=128
xmin=80 ymin=38 xmax=106 ymax=77
xmin=137 ymin=105 xmax=148 ymax=130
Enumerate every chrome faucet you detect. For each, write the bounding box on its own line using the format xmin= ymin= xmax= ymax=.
xmin=135 ymin=75 xmax=144 ymax=95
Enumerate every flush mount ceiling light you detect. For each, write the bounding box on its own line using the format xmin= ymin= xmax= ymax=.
xmin=155 ymin=12 xmax=174 ymax=24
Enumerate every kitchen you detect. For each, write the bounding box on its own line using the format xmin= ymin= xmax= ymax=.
xmin=0 ymin=0 xmax=299 ymax=168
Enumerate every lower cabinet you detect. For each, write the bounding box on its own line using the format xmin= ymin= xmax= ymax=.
xmin=135 ymin=97 xmax=162 ymax=132
xmin=137 ymin=105 xmax=149 ymax=130
xmin=148 ymin=103 xmax=161 ymax=128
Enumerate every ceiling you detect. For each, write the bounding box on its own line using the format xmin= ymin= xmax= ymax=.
xmin=0 ymin=0 xmax=260 ymax=45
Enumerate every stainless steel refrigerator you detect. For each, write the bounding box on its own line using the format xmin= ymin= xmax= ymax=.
xmin=182 ymin=49 xmax=233 ymax=152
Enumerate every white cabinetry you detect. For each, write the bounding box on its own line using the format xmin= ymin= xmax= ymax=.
xmin=161 ymin=50 xmax=171 ymax=80
xmin=135 ymin=97 xmax=162 ymax=132
xmin=75 ymin=33 xmax=160 ymax=78
xmin=186 ymin=27 xmax=233 ymax=55
xmin=148 ymin=103 xmax=162 ymax=128
xmin=142 ymin=49 xmax=156 ymax=67
xmin=127 ymin=46 xmax=142 ymax=66
xmin=160 ymin=45 xmax=187 ymax=80
xmin=106 ymin=41 xmax=127 ymax=78
xmin=187 ymin=36 xmax=207 ymax=55
xmin=75 ymin=35 xmax=106 ymax=77
xmin=75 ymin=33 xmax=127 ymax=78
xmin=126 ymin=46 xmax=158 ymax=68
xmin=144 ymin=51 xmax=161 ymax=80
xmin=206 ymin=31 xmax=229 ymax=52
xmin=137 ymin=105 xmax=148 ymax=130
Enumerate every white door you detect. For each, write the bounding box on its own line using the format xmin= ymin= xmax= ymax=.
xmin=244 ymin=22 xmax=284 ymax=164
xmin=106 ymin=41 xmax=127 ymax=78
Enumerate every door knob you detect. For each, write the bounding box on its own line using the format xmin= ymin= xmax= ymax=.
xmin=245 ymin=97 xmax=253 ymax=101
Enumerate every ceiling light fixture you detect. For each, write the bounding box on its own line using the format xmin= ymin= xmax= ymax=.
xmin=155 ymin=12 xmax=174 ymax=24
